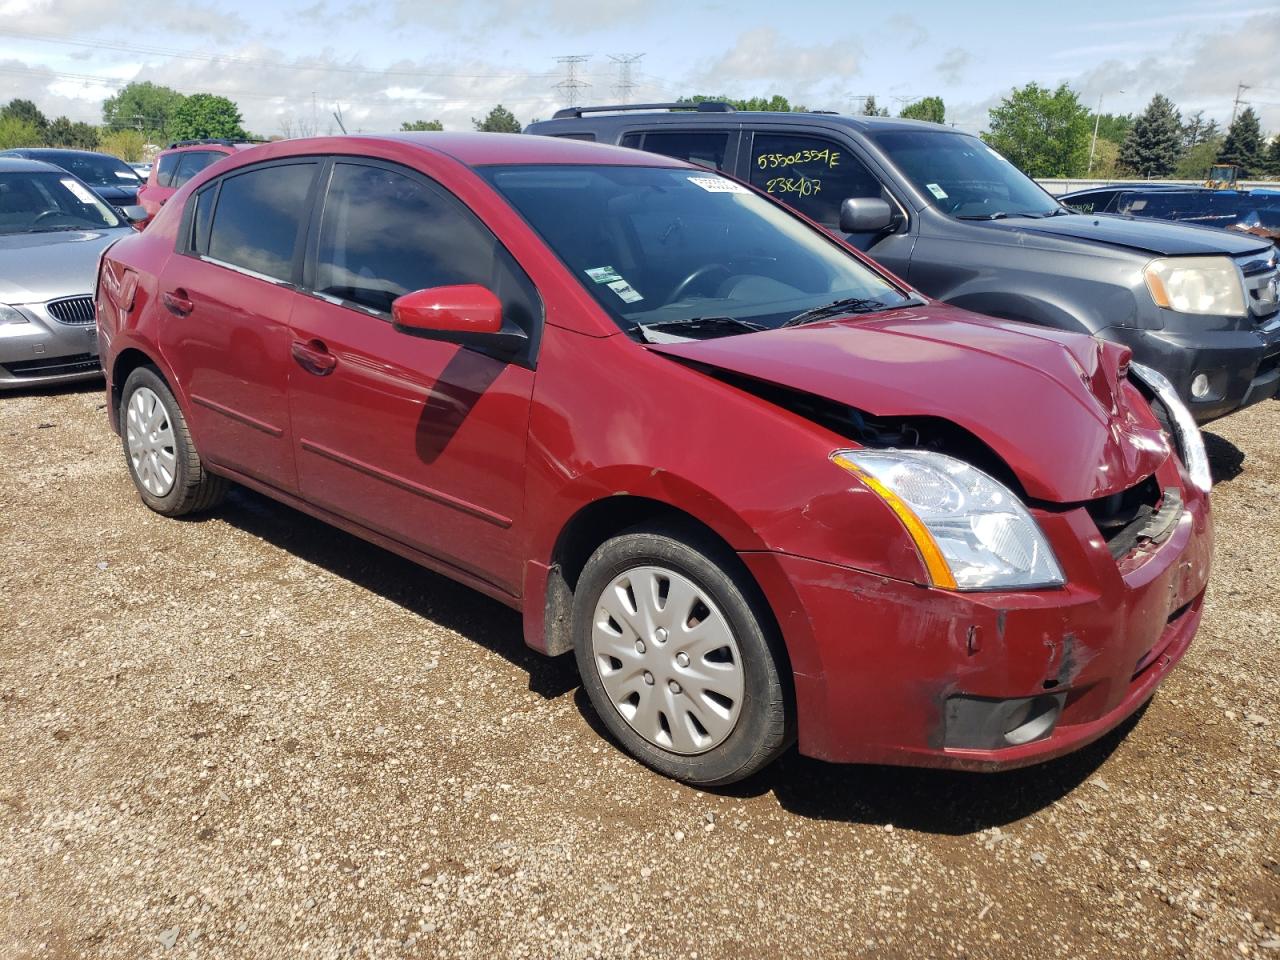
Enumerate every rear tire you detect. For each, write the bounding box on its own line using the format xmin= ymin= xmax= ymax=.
xmin=572 ymin=522 xmax=792 ymax=786
xmin=119 ymin=366 xmax=227 ymax=517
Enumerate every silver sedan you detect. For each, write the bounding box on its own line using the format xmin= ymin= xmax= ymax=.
xmin=0 ymin=157 xmax=136 ymax=389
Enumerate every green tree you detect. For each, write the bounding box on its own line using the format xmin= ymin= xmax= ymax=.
xmin=1090 ymin=138 xmax=1121 ymax=178
xmin=99 ymin=128 xmax=148 ymax=162
xmin=1263 ymin=137 xmax=1280 ymax=178
xmin=45 ymin=116 xmax=99 ymax=149
xmin=169 ymin=94 xmax=247 ymax=141
xmin=1091 ymin=112 xmax=1133 ymax=145
xmin=860 ymin=95 xmax=889 ymax=117
xmin=0 ymin=116 xmax=42 ymax=149
xmin=682 ymin=94 xmax=796 ymax=112
xmin=472 ymin=104 xmax=521 ymax=133
xmin=982 ymin=82 xmax=1091 ymax=178
xmin=1174 ymin=138 xmax=1224 ymax=180
xmin=1118 ymin=94 xmax=1182 ymax=178
xmin=102 ymin=81 xmax=186 ymax=140
xmin=1218 ymin=106 xmax=1264 ymax=177
xmin=899 ymin=96 xmax=945 ymax=124
xmin=0 ymin=99 xmax=49 ymax=140
xmin=401 ymin=119 xmax=443 ymax=131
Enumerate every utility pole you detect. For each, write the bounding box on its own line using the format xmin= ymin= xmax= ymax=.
xmin=1087 ymin=89 xmax=1122 ymax=178
xmin=1229 ymin=82 xmax=1251 ymax=126
xmin=608 ymin=54 xmax=643 ymax=104
xmin=554 ymin=55 xmax=590 ymax=108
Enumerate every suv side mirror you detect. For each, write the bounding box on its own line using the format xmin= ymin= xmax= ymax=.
xmin=838 ymin=197 xmax=896 ymax=234
xmin=391 ymin=284 xmax=529 ymax=359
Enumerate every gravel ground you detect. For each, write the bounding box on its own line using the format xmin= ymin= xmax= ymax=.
xmin=0 ymin=382 xmax=1277 ymax=960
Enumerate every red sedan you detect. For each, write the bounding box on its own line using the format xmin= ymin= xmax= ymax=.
xmin=95 ymin=134 xmax=1213 ymax=785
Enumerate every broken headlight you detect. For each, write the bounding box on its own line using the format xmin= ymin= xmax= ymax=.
xmin=832 ymin=449 xmax=1065 ymax=591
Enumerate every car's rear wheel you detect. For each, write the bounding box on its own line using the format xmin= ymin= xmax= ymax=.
xmin=572 ymin=523 xmax=791 ymax=786
xmin=120 ymin=366 xmax=227 ymax=516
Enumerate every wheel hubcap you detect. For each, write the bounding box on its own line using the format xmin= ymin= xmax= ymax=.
xmin=125 ymin=386 xmax=177 ymax=497
xmin=591 ymin=565 xmax=745 ymax=755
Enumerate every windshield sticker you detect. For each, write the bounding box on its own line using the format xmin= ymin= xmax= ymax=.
xmin=925 ymin=182 xmax=949 ymax=200
xmin=60 ymin=178 xmax=96 ymax=204
xmin=687 ymin=175 xmax=747 ymax=194
xmin=585 ymin=265 xmax=622 ymax=284
xmin=984 ymin=146 xmax=1011 ymax=163
xmin=606 ymin=278 xmax=644 ymax=303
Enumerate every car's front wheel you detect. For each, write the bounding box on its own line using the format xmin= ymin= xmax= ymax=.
xmin=119 ymin=366 xmax=227 ymax=516
xmin=572 ymin=523 xmax=792 ymax=786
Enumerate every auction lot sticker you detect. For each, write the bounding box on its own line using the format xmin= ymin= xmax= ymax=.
xmin=688 ymin=176 xmax=748 ymax=194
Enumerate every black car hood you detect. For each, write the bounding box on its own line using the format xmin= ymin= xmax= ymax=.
xmin=984 ymin=212 xmax=1273 ymax=257
xmin=90 ymin=183 xmax=140 ymax=203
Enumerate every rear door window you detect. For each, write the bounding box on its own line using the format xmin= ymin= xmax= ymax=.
xmin=634 ymin=131 xmax=731 ymax=171
xmin=172 ymin=151 xmax=223 ymax=188
xmin=207 ymin=162 xmax=317 ymax=282
xmin=748 ymin=133 xmax=884 ymax=227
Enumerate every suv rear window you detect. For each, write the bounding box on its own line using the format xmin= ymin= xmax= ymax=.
xmin=748 ymin=133 xmax=883 ymax=227
xmin=172 ymin=151 xmax=224 ymax=188
xmin=635 ymin=132 xmax=729 ymax=171
xmin=155 ymin=152 xmax=181 ymax=188
xmin=207 ymin=162 xmax=316 ymax=282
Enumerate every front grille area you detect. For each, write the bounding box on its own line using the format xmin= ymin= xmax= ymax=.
xmin=1084 ymin=475 xmax=1171 ymax=559
xmin=1238 ymin=253 xmax=1279 ymax=321
xmin=46 ymin=296 xmax=96 ymax=325
xmin=2 ymin=353 xmax=100 ymax=378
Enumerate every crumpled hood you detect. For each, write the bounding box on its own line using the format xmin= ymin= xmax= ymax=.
xmin=0 ymin=229 xmax=128 ymax=304
xmin=984 ymin=212 xmax=1272 ymax=257
xmin=647 ymin=304 xmax=1171 ymax=502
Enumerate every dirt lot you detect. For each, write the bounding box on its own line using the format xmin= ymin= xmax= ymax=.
xmin=0 ymin=382 xmax=1277 ymax=960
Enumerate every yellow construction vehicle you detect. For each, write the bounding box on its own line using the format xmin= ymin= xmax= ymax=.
xmin=1205 ymin=164 xmax=1240 ymax=189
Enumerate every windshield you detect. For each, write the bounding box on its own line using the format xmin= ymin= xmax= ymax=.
xmin=42 ymin=153 xmax=140 ymax=187
xmin=873 ymin=131 xmax=1061 ymax=219
xmin=0 ymin=172 xmax=123 ymax=234
xmin=478 ymin=164 xmax=913 ymax=335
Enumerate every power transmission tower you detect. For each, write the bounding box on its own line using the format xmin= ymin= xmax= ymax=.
xmin=1229 ymin=82 xmax=1251 ymax=126
xmin=554 ymin=55 xmax=591 ymax=108
xmin=609 ymin=54 xmax=644 ymax=104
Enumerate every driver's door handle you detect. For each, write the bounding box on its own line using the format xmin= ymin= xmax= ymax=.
xmin=162 ymin=290 xmax=193 ymax=317
xmin=291 ymin=338 xmax=338 ymax=376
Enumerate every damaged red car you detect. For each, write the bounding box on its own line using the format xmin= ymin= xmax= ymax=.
xmin=96 ymin=134 xmax=1213 ymax=785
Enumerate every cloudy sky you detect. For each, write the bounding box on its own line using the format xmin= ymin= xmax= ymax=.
xmin=0 ymin=0 xmax=1277 ymax=138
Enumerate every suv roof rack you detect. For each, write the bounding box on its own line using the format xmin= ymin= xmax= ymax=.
xmin=551 ymin=101 xmax=736 ymax=120
xmin=166 ymin=138 xmax=264 ymax=149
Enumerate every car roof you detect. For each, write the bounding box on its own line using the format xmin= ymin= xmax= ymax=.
xmin=256 ymin=132 xmax=692 ymax=168
xmin=2 ymin=147 xmax=120 ymax=160
xmin=0 ymin=156 xmax=64 ymax=174
xmin=527 ymin=109 xmax=957 ymax=136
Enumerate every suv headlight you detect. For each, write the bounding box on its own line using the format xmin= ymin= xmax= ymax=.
xmin=832 ymin=449 xmax=1065 ymax=591
xmin=1144 ymin=256 xmax=1246 ymax=317
xmin=1130 ymin=362 xmax=1212 ymax=493
xmin=0 ymin=304 xmax=28 ymax=325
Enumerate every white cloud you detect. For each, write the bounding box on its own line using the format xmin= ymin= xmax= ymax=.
xmin=936 ymin=47 xmax=971 ymax=86
xmin=0 ymin=0 xmax=249 ymax=39
xmin=689 ymin=27 xmax=863 ymax=102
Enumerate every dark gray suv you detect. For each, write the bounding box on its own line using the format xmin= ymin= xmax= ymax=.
xmin=528 ymin=104 xmax=1280 ymax=423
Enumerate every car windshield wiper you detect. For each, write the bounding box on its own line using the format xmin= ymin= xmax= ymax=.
xmin=637 ymin=316 xmax=766 ymax=342
xmin=28 ymin=225 xmax=89 ymax=233
xmin=955 ymin=210 xmax=1054 ymax=220
xmin=781 ymin=296 xmax=903 ymax=328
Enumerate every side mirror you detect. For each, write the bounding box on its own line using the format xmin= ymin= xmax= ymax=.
xmin=838 ymin=197 xmax=896 ymax=235
xmin=117 ymin=204 xmax=148 ymax=228
xmin=391 ymin=284 xmax=529 ymax=359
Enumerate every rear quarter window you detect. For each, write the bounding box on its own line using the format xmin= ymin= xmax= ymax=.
xmin=155 ymin=152 xmax=181 ymax=188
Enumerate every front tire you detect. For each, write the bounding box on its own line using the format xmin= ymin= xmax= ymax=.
xmin=120 ymin=366 xmax=227 ymax=517
xmin=572 ymin=523 xmax=792 ymax=786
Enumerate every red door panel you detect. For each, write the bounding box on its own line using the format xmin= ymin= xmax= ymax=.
xmin=287 ymin=298 xmax=532 ymax=593
xmin=159 ymin=254 xmax=298 ymax=491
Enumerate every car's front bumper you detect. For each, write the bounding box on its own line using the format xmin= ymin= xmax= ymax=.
xmin=741 ymin=479 xmax=1212 ymax=771
xmin=0 ymin=299 xmax=102 ymax=390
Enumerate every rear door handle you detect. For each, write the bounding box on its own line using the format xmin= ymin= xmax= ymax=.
xmin=162 ymin=290 xmax=193 ymax=317
xmin=291 ymin=338 xmax=337 ymax=376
